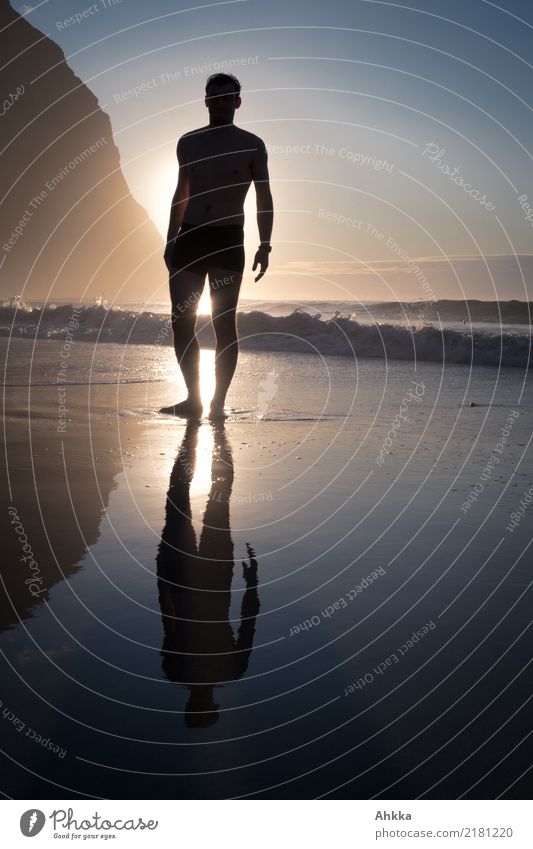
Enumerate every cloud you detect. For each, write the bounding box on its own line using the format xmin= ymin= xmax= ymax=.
xmin=275 ymin=254 xmax=533 ymax=278
xmin=270 ymin=254 xmax=533 ymax=300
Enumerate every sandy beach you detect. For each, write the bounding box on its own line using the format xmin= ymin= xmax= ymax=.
xmin=2 ymin=336 xmax=532 ymax=798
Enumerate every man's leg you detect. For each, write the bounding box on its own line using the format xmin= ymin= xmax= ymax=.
xmin=160 ymin=266 xmax=205 ymax=417
xmin=208 ymin=267 xmax=243 ymax=419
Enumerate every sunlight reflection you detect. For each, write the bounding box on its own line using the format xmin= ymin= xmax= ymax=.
xmin=162 ymin=347 xmax=216 ymax=401
xmin=199 ymin=348 xmax=216 ymax=410
xmin=189 ymin=420 xmax=214 ymax=498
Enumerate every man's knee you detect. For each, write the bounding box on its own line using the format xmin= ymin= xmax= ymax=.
xmin=212 ymin=310 xmax=237 ymax=341
xmin=169 ymin=271 xmax=203 ymax=323
xmin=170 ymin=311 xmax=196 ymax=355
xmin=171 ymin=304 xmax=196 ymax=330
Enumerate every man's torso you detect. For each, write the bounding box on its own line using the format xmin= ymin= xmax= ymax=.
xmin=180 ymin=124 xmax=263 ymax=228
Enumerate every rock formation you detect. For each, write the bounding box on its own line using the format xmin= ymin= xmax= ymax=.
xmin=0 ymin=0 xmax=165 ymax=303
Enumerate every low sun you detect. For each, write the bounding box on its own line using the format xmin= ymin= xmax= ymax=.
xmin=196 ymin=288 xmax=211 ymax=315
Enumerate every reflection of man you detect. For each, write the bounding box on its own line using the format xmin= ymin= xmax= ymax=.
xmin=156 ymin=420 xmax=260 ymax=727
xmin=162 ymin=72 xmax=274 ymax=420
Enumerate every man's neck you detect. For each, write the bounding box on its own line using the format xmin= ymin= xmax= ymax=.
xmin=208 ymin=119 xmax=234 ymax=128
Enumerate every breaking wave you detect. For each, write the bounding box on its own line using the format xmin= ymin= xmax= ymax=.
xmin=0 ymin=301 xmax=530 ymax=368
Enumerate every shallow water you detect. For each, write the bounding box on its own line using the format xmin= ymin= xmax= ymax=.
xmin=1 ymin=341 xmax=532 ymax=798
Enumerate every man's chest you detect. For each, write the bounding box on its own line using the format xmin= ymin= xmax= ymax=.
xmin=186 ymin=142 xmax=253 ymax=183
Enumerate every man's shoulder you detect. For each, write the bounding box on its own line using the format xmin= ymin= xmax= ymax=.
xmin=176 ymin=127 xmax=210 ymax=162
xmin=178 ymin=126 xmax=210 ymax=144
xmin=235 ymin=128 xmax=266 ymax=150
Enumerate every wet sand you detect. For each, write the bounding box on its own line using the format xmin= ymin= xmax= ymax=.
xmin=1 ymin=345 xmax=532 ymax=798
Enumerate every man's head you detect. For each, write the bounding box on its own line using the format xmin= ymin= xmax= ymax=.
xmin=205 ymin=73 xmax=241 ymax=125
xmin=185 ymin=685 xmax=220 ymax=728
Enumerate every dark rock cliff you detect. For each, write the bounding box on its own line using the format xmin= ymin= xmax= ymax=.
xmin=0 ymin=0 xmax=165 ymax=303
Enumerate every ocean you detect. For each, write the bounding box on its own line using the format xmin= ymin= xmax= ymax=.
xmin=1 ymin=298 xmax=532 ymax=799
xmin=1 ymin=297 xmax=532 ymax=372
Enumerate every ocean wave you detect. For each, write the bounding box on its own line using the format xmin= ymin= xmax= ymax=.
xmin=0 ymin=302 xmax=530 ymax=367
xmin=239 ymin=298 xmax=533 ymax=324
xmin=357 ymin=298 xmax=533 ymax=324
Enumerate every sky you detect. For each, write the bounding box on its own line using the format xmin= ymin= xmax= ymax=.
xmin=13 ymin=0 xmax=533 ymax=301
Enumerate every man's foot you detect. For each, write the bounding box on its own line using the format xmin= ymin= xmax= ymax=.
xmin=208 ymin=402 xmax=227 ymax=420
xmin=160 ymin=399 xmax=203 ymax=418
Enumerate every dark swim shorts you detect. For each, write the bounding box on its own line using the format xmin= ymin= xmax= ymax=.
xmin=171 ymin=221 xmax=245 ymax=276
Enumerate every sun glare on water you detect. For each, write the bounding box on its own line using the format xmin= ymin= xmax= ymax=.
xmin=199 ymin=348 xmax=216 ymax=411
xmin=189 ymin=420 xmax=215 ymax=498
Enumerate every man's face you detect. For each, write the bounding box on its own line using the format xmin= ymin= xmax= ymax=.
xmin=205 ymin=82 xmax=240 ymax=123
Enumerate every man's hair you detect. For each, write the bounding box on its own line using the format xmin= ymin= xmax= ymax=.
xmin=205 ymin=73 xmax=241 ymax=98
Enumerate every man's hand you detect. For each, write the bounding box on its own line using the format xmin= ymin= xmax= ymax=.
xmin=252 ymin=246 xmax=270 ymax=282
xmin=242 ymin=543 xmax=258 ymax=587
xmin=164 ymin=239 xmax=176 ymax=272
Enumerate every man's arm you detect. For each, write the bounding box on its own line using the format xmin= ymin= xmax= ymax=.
xmin=164 ymin=137 xmax=189 ymax=271
xmin=232 ymin=544 xmax=260 ymax=677
xmin=251 ymin=138 xmax=273 ymax=282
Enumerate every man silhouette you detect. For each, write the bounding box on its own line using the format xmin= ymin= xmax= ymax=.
xmin=162 ymin=73 xmax=274 ymax=419
xmin=156 ymin=420 xmax=260 ymax=727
